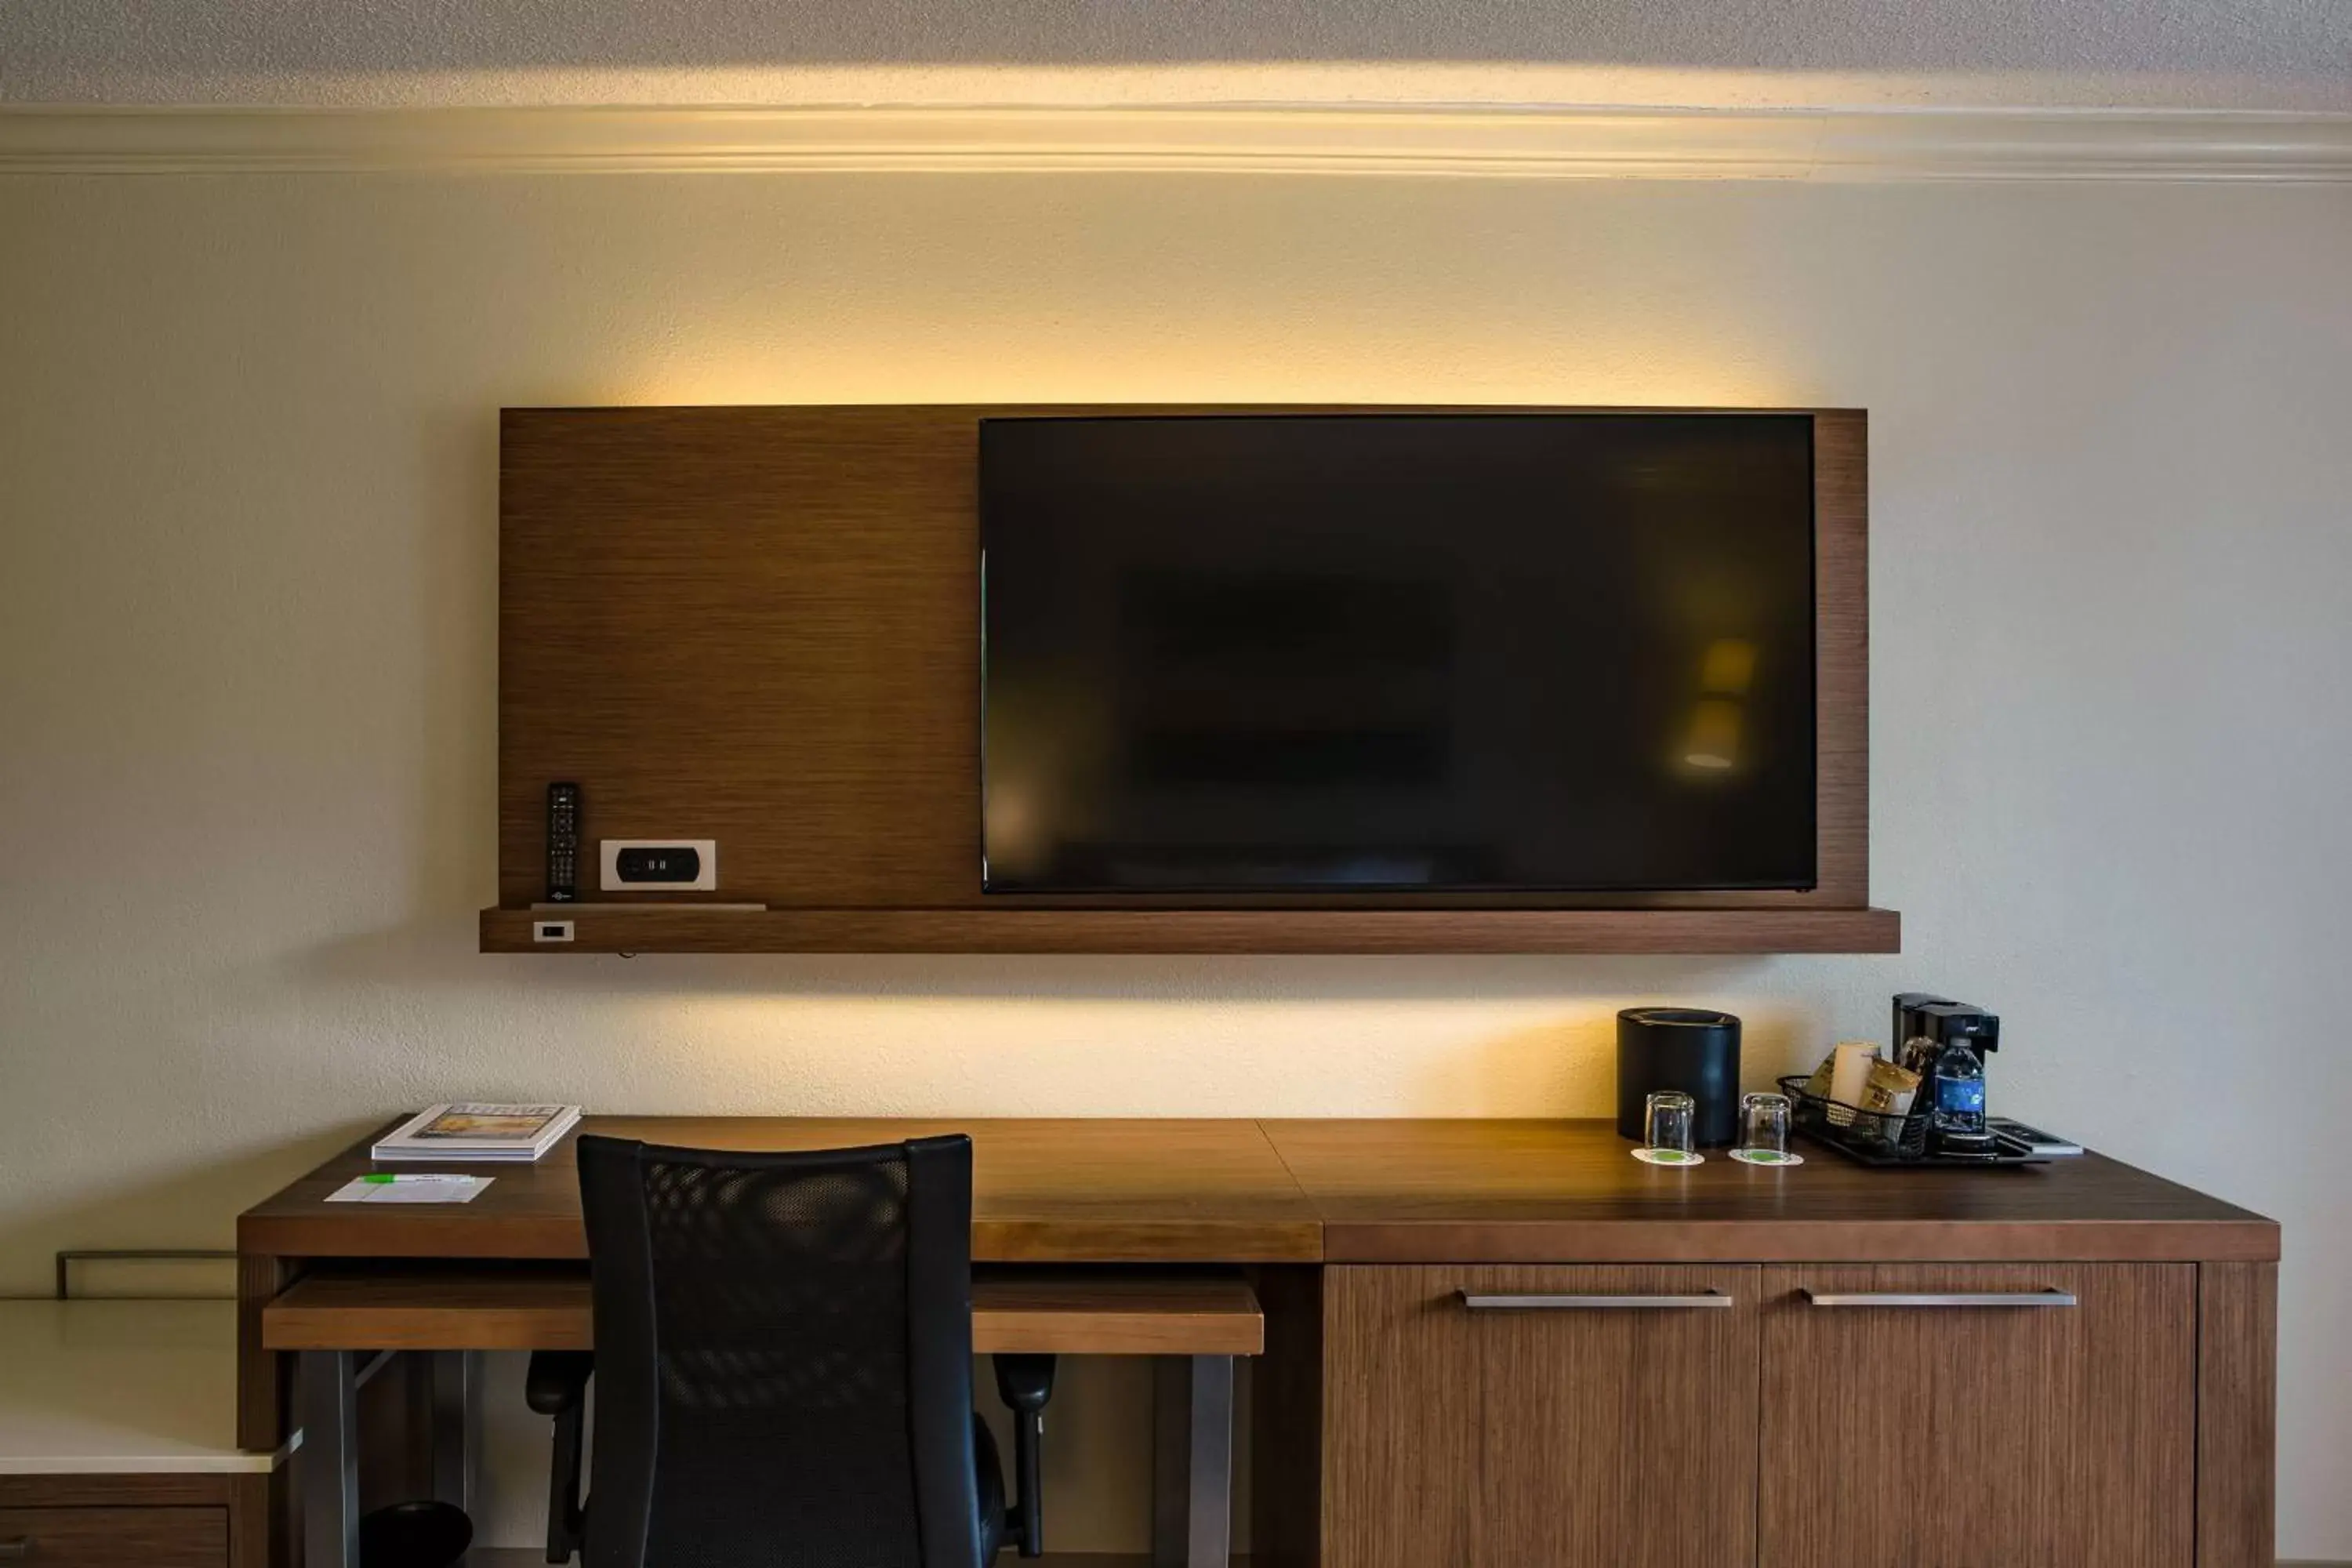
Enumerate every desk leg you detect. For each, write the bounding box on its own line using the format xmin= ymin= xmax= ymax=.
xmin=428 ymin=1351 xmax=480 ymax=1515
xmin=300 ymin=1349 xmax=359 ymax=1568
xmin=1152 ymin=1355 xmax=1235 ymax=1568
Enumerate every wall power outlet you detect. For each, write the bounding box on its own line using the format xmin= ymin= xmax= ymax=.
xmin=598 ymin=839 xmax=718 ymax=892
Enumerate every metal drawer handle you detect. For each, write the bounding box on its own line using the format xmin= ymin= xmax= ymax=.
xmin=1800 ymin=1289 xmax=2078 ymax=1308
xmin=0 ymin=1537 xmax=31 ymax=1562
xmin=1460 ymin=1290 xmax=1734 ymax=1310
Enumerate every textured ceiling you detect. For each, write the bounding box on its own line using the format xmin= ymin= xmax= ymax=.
xmin=2 ymin=0 xmax=2347 ymax=107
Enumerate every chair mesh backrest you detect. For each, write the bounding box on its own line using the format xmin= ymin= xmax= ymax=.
xmin=579 ymin=1134 xmax=978 ymax=1568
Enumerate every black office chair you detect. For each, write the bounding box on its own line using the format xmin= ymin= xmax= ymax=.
xmin=527 ymin=1133 xmax=1052 ymax=1567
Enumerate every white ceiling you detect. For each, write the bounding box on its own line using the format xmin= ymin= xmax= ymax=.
xmin=3 ymin=0 xmax=2347 ymax=109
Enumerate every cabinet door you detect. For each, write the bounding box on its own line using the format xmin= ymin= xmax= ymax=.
xmin=1758 ymin=1263 xmax=2195 ymax=1568
xmin=1324 ymin=1265 xmax=1761 ymax=1568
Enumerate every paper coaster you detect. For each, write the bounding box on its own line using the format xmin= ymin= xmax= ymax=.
xmin=1631 ymin=1148 xmax=1704 ymax=1166
xmin=1729 ymin=1149 xmax=1806 ymax=1167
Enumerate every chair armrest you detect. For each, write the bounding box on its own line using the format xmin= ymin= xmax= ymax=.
xmin=526 ymin=1351 xmax=594 ymax=1416
xmin=993 ymin=1354 xmax=1058 ymax=1558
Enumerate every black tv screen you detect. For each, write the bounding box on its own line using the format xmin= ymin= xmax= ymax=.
xmin=979 ymin=413 xmax=1817 ymax=893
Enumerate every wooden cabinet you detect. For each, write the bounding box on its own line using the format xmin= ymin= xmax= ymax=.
xmin=1299 ymin=1261 xmax=2208 ymax=1568
xmin=1757 ymin=1263 xmax=2196 ymax=1568
xmin=1321 ymin=1265 xmax=1761 ymax=1568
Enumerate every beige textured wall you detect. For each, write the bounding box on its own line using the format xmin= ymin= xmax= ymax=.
xmin=2 ymin=165 xmax=2348 ymax=1554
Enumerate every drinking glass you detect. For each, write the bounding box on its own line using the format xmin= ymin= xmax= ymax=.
xmin=1733 ymin=1091 xmax=1802 ymax=1166
xmin=1635 ymin=1091 xmax=1700 ymax=1165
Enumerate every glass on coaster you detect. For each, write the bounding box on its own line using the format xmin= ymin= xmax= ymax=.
xmin=1633 ymin=1090 xmax=1704 ymax=1166
xmin=1730 ymin=1091 xmax=1803 ymax=1166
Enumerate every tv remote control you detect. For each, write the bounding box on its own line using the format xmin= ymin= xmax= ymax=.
xmin=546 ymin=782 xmax=581 ymax=902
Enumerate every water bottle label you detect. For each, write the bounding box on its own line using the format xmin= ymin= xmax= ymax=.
xmin=1940 ymin=1077 xmax=1987 ymax=1115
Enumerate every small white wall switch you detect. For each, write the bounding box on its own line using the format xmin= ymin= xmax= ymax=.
xmin=599 ymin=839 xmax=718 ymax=892
xmin=533 ymin=920 xmax=575 ymax=943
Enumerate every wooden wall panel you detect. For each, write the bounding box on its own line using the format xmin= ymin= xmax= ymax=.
xmin=1811 ymin=408 xmax=1868 ymax=907
xmin=500 ymin=406 xmax=982 ymax=908
xmin=498 ymin=405 xmax=1872 ymax=918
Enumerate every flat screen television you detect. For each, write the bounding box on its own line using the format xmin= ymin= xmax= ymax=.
xmin=979 ymin=412 xmax=1817 ymax=894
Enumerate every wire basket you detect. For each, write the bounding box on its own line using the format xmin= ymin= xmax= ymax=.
xmin=1776 ymin=1073 xmax=1933 ymax=1163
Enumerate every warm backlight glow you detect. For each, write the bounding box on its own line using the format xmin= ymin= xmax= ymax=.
xmin=1682 ymin=696 xmax=1743 ymax=771
xmin=1698 ymin=637 xmax=1757 ymax=695
xmin=1682 ymin=639 xmax=1759 ymax=771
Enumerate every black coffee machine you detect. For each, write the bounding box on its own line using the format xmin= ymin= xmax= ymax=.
xmin=1893 ymin=993 xmax=2001 ymax=1156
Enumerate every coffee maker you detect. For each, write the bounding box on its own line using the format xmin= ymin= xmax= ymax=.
xmin=1893 ymin=993 xmax=2002 ymax=1157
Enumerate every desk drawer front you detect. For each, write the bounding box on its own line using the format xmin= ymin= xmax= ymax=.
xmin=0 ymin=1508 xmax=225 ymax=1568
xmin=1323 ymin=1265 xmax=1761 ymax=1568
xmin=1758 ymin=1262 xmax=2195 ymax=1568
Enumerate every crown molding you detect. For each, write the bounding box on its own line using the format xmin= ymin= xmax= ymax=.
xmin=2 ymin=103 xmax=2349 ymax=182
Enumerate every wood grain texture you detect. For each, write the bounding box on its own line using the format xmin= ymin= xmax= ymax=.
xmin=240 ymin=1118 xmax=2277 ymax=1271
xmin=224 ymin=1472 xmax=274 ymax=1568
xmin=0 ymin=1473 xmax=281 ymax=1568
xmin=262 ymin=1269 xmax=1262 ymax=1356
xmin=239 ymin=1118 xmax=1320 ymax=1263
xmin=2197 ymin=1261 xmax=2277 ymax=1568
xmin=479 ymin=904 xmax=1902 ymax=954
xmin=0 ymin=1507 xmax=225 ymax=1568
xmin=499 ymin=405 xmax=982 ymax=911
xmin=1758 ymin=1263 xmax=2195 ymax=1568
xmin=495 ymin=405 xmax=1882 ymax=954
xmin=463 ymin=1555 xmax=1185 ymax=1568
xmin=1264 ymin=1119 xmax=2280 ymax=1263
xmin=1320 ymin=1264 xmax=1760 ymax=1568
xmin=1810 ymin=409 xmax=1867 ymax=909
xmin=1320 ymin=1267 xmax=1761 ymax=1568
xmin=1318 ymin=1267 xmax=1480 ymax=1568
xmin=469 ymin=1557 xmax=1251 ymax=1568
xmin=1469 ymin=1266 xmax=1758 ymax=1568
xmin=973 ymin=1272 xmax=1264 ymax=1355
xmin=0 ymin=1476 xmax=245 ymax=1508
xmin=233 ymin=1255 xmax=295 ymax=1453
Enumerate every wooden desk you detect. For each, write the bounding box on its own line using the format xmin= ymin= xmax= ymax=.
xmin=241 ymin=1120 xmax=1306 ymax=1568
xmin=238 ymin=1117 xmax=2278 ymax=1568
xmin=240 ymin=1117 xmax=1321 ymax=1268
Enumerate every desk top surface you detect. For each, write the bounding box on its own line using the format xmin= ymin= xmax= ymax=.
xmin=239 ymin=1116 xmax=2274 ymax=1264
xmin=0 ymin=1301 xmax=273 ymax=1474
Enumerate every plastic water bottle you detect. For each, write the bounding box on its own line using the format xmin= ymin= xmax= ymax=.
xmin=1930 ymin=1043 xmax=1988 ymax=1141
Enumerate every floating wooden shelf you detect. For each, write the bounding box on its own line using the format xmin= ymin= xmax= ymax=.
xmin=492 ymin=408 xmax=1891 ymax=963
xmin=480 ymin=905 xmax=1900 ymax=956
